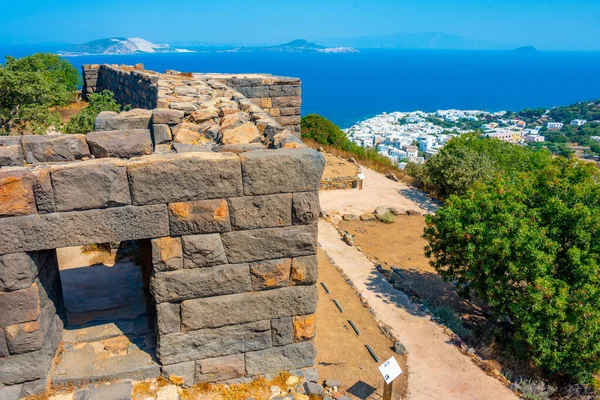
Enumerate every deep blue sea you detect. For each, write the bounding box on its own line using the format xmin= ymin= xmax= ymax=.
xmin=2 ymin=45 xmax=600 ymax=128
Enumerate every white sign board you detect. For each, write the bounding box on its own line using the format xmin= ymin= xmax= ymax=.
xmin=378 ymin=356 xmax=403 ymax=384
xmin=357 ymin=173 xmax=366 ymax=180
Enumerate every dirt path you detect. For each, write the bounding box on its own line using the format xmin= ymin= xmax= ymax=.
xmin=318 ymin=220 xmax=516 ymax=400
xmin=319 ymin=166 xmax=439 ymax=216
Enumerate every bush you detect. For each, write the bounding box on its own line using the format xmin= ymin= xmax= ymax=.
xmin=376 ymin=211 xmax=395 ymax=224
xmin=516 ymin=379 xmax=556 ymax=400
xmin=425 ymin=156 xmax=600 ymax=383
xmin=64 ymin=90 xmax=121 ymax=134
xmin=429 ymin=304 xmax=472 ymax=340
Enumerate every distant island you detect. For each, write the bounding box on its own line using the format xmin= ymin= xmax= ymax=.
xmin=60 ymin=37 xmax=192 ymax=55
xmin=222 ymin=39 xmax=359 ymax=54
xmin=512 ymin=46 xmax=540 ymax=55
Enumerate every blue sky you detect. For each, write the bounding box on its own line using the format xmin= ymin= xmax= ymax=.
xmin=2 ymin=0 xmax=599 ymax=50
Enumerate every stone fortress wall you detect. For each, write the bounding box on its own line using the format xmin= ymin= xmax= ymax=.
xmin=0 ymin=65 xmax=323 ymax=398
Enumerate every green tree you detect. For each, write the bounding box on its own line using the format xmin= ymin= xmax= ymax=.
xmin=65 ymin=91 xmax=121 ymax=134
xmin=424 ymin=157 xmax=600 ymax=383
xmin=0 ymin=53 xmax=80 ymax=134
xmin=301 ymin=114 xmax=348 ymax=147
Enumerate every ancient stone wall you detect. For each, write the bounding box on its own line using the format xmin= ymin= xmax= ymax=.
xmin=0 ymin=65 xmax=321 ymax=397
xmin=319 ymin=175 xmax=361 ymax=190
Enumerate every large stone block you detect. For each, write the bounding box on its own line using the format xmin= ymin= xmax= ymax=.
xmin=245 ymin=341 xmax=315 ymax=376
xmin=86 ymin=129 xmax=153 ymax=159
xmin=293 ymin=314 xmax=316 ymax=342
xmin=156 ymin=302 xmax=180 ymax=335
xmin=0 ymin=136 xmax=21 ymax=147
xmin=292 ymin=192 xmax=320 ymax=225
xmin=250 ymin=258 xmax=291 ymax=291
xmin=240 ymin=149 xmax=324 ymax=195
xmin=290 ymin=255 xmax=318 ymax=286
xmin=127 ymin=153 xmax=243 ymax=206
xmin=94 ymin=109 xmax=152 ymax=131
xmin=169 ymin=199 xmax=231 ymax=236
xmin=0 ymin=283 xmax=40 ymax=326
xmin=272 ymin=97 xmax=301 ymax=108
xmin=277 ymin=115 xmax=301 ymax=126
xmin=32 ymin=167 xmax=55 ymax=214
xmin=182 ymin=234 xmax=227 ymax=269
xmin=5 ymin=302 xmax=55 ymax=354
xmin=218 ymin=123 xmax=261 ymax=145
xmin=22 ymin=134 xmax=90 ymax=163
xmin=151 ymin=264 xmax=250 ymax=303
xmin=0 ymin=205 xmax=169 ymax=254
xmin=0 ymin=168 xmax=36 ymax=217
xmin=162 ymin=361 xmax=195 ymax=388
xmin=221 ymin=225 xmax=318 ymax=264
xmin=0 ymin=328 xmax=8 ymax=357
xmin=50 ymin=159 xmax=131 ymax=212
xmin=152 ymin=109 xmax=185 ymax=125
xmin=151 ymin=237 xmax=183 ymax=272
xmin=0 ymin=145 xmax=24 ymax=167
xmin=157 ymin=320 xmax=271 ymax=365
xmin=152 ymin=124 xmax=172 ymax=145
xmin=271 ymin=317 xmax=293 ymax=347
xmin=181 ymin=285 xmax=317 ymax=330
xmin=0 ymin=253 xmax=39 ymax=292
xmin=227 ymin=194 xmax=292 ymax=230
xmin=195 ymin=354 xmax=245 ymax=383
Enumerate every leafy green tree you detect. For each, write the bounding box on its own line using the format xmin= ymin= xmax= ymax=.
xmin=301 ymin=114 xmax=348 ymax=147
xmin=424 ymin=157 xmax=600 ymax=383
xmin=0 ymin=53 xmax=80 ymax=134
xmin=65 ymin=91 xmax=121 ymax=134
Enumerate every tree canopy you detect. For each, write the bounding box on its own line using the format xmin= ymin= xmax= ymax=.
xmin=64 ymin=90 xmax=121 ymax=134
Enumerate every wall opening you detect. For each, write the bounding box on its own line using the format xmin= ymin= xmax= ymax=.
xmin=51 ymin=239 xmax=159 ymax=385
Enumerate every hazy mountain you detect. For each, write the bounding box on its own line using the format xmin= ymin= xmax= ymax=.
xmin=512 ymin=46 xmax=540 ymax=55
xmin=63 ymin=37 xmax=191 ymax=55
xmin=224 ymin=39 xmax=359 ymax=53
xmin=316 ymin=32 xmax=504 ymax=50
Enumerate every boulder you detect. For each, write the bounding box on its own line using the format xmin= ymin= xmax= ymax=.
xmin=153 ymin=109 xmax=185 ymax=125
xmin=168 ymin=199 xmax=231 ymax=235
xmin=22 ymin=134 xmax=90 ymax=163
xmin=50 ymin=159 xmax=131 ymax=212
xmin=245 ymin=342 xmax=315 ymax=376
xmin=374 ymin=206 xmax=390 ymax=215
xmin=406 ymin=209 xmax=423 ymax=216
xmin=342 ymin=214 xmax=359 ymax=221
xmin=0 ymin=145 xmax=24 ymax=167
xmin=94 ymin=109 xmax=152 ymax=131
xmin=303 ymin=381 xmax=324 ymax=396
xmin=0 ymin=168 xmax=36 ymax=217
xmin=360 ymin=213 xmax=376 ymax=221
xmin=390 ymin=207 xmax=406 ymax=215
xmin=228 ymin=194 xmax=292 ymax=230
xmin=86 ymin=129 xmax=153 ymax=158
xmin=218 ymin=123 xmax=261 ymax=145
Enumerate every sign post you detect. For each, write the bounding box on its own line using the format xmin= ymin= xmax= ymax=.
xmin=378 ymin=356 xmax=402 ymax=400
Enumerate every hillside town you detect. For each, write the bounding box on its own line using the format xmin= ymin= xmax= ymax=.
xmin=344 ymin=109 xmax=554 ymax=167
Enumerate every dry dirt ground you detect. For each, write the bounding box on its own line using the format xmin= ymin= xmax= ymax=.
xmin=51 ymin=100 xmax=88 ymax=124
xmin=337 ymin=217 xmax=488 ymax=324
xmin=322 ymin=153 xmax=359 ymax=179
xmin=316 ymin=248 xmax=408 ymax=399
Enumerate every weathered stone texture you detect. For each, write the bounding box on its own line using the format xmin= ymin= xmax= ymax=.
xmin=151 ymin=237 xmax=183 ymax=272
xmin=156 ymin=302 xmax=181 ymax=336
xmin=153 ymin=109 xmax=184 ymax=125
xmin=86 ymin=129 xmax=153 ymax=159
xmin=127 ymin=153 xmax=243 ymax=205
xmin=151 ymin=264 xmax=250 ymax=303
xmin=0 ymin=204 xmax=169 ymax=254
xmin=22 ymin=134 xmax=90 ymax=163
xmin=240 ymin=149 xmax=325 ymax=195
xmin=221 ymin=225 xmax=318 ymax=264
xmin=290 ymin=255 xmax=318 ymax=286
xmin=0 ymin=253 xmax=39 ymax=292
xmin=50 ymin=159 xmax=131 ymax=212
xmin=219 ymin=123 xmax=261 ymax=145
xmin=94 ymin=109 xmax=152 ymax=131
xmin=162 ymin=361 xmax=194 ymax=387
xmin=168 ymin=199 xmax=231 ymax=235
xmin=250 ymin=258 xmax=291 ymax=291
xmin=293 ymin=314 xmax=316 ymax=342
xmin=181 ymin=285 xmax=317 ymax=330
xmin=182 ymin=234 xmax=228 ymax=269
xmin=0 ymin=169 xmax=36 ymax=217
xmin=0 ymin=145 xmax=23 ymax=167
xmin=153 ymin=124 xmax=172 ymax=144
xmin=5 ymin=303 xmax=56 ymax=354
xmin=292 ymin=192 xmax=320 ymax=225
xmin=157 ymin=320 xmax=271 ymax=364
xmin=227 ymin=194 xmax=292 ymax=230
xmin=196 ymin=354 xmax=245 ymax=383
xmin=245 ymin=341 xmax=315 ymax=376
xmin=271 ymin=317 xmax=293 ymax=347
xmin=0 ymin=328 xmax=8 ymax=357
xmin=0 ymin=283 xmax=40 ymax=326
xmin=32 ymin=168 xmax=55 ymax=214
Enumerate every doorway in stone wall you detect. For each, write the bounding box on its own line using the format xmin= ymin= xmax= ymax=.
xmin=51 ymin=239 xmax=160 ymax=385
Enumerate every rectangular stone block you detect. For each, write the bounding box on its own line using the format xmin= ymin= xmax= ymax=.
xmin=5 ymin=302 xmax=55 ymax=354
xmin=221 ymin=225 xmax=318 ymax=264
xmin=153 ymin=124 xmax=172 ymax=144
xmin=0 ymin=145 xmax=23 ymax=167
xmin=157 ymin=320 xmax=271 ymax=365
xmin=0 ymin=205 xmax=169 ymax=254
xmin=281 ymin=86 xmax=301 ymax=97
xmin=0 ymin=328 xmax=8 ymax=357
xmin=279 ymin=107 xmax=300 ymax=116
xmin=277 ymin=115 xmax=301 ymax=126
xmin=0 ymin=252 xmax=40 ymax=292
xmin=292 ymin=192 xmax=320 ymax=225
xmin=156 ymin=302 xmax=180 ymax=335
xmin=151 ymin=264 xmax=250 ymax=303
xmin=240 ymin=149 xmax=324 ymax=195
xmin=0 ymin=283 xmax=40 ymax=326
xmin=32 ymin=167 xmax=55 ymax=214
xmin=95 ymin=109 xmax=152 ymax=131
xmin=86 ymin=129 xmax=153 ymax=159
xmin=127 ymin=153 xmax=243 ymax=206
xmin=151 ymin=237 xmax=183 ymax=272
xmin=227 ymin=194 xmax=292 ymax=230
xmin=162 ymin=361 xmax=194 ymax=388
xmin=152 ymin=109 xmax=185 ymax=125
xmin=50 ymin=159 xmax=131 ymax=212
xmin=182 ymin=234 xmax=228 ymax=269
xmin=290 ymin=255 xmax=318 ymax=286
xmin=0 ymin=168 xmax=36 ymax=217
xmin=271 ymin=317 xmax=293 ymax=347
xmin=250 ymin=258 xmax=291 ymax=291
xmin=181 ymin=285 xmax=317 ymax=330
xmin=22 ymin=134 xmax=90 ymax=163
xmin=169 ymin=199 xmax=231 ymax=236
xmin=245 ymin=341 xmax=315 ymax=376
xmin=196 ymin=354 xmax=245 ymax=383
xmin=272 ymin=97 xmax=301 ymax=108
xmin=293 ymin=314 xmax=316 ymax=342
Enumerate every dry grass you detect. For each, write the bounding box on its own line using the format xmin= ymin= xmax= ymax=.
xmin=180 ymin=372 xmax=296 ymax=400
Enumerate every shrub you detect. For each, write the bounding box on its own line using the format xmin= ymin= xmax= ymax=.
xmin=429 ymin=304 xmax=472 ymax=340
xmin=376 ymin=211 xmax=395 ymax=224
xmin=516 ymin=379 xmax=556 ymax=400
xmin=64 ymin=90 xmax=121 ymax=134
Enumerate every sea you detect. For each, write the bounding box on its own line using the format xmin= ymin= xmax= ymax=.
xmin=2 ymin=45 xmax=600 ymax=129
